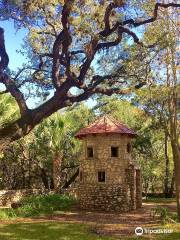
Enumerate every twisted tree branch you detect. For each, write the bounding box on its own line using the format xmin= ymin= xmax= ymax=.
xmin=0 ymin=27 xmax=9 ymax=71
xmin=123 ymin=3 xmax=180 ymax=27
xmin=1 ymin=74 xmax=29 ymax=115
xmin=0 ymin=1 xmax=179 ymax=149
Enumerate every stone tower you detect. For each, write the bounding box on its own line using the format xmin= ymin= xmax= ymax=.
xmin=75 ymin=115 xmax=142 ymax=212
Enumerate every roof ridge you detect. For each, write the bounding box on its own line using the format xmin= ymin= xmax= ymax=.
xmin=75 ymin=114 xmax=137 ymax=138
xmin=108 ymin=115 xmax=134 ymax=130
xmin=104 ymin=115 xmax=107 ymax=132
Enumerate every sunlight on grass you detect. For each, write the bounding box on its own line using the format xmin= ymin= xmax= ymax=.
xmin=0 ymin=222 xmax=179 ymax=240
xmin=0 ymin=222 xmax=115 ymax=240
xmin=127 ymin=223 xmax=180 ymax=240
xmin=143 ymin=198 xmax=176 ymax=203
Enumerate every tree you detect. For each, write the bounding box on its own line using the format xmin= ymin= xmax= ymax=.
xmin=0 ymin=1 xmax=179 ymax=149
xmin=0 ymin=103 xmax=94 ymax=190
xmin=131 ymin=3 xmax=180 ymax=219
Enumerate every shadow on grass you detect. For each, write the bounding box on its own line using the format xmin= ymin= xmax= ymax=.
xmin=0 ymin=222 xmax=179 ymax=240
xmin=0 ymin=222 xmax=114 ymax=240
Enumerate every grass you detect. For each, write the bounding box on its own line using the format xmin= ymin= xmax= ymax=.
xmin=0 ymin=197 xmax=179 ymax=239
xmin=143 ymin=197 xmax=176 ymax=203
xmin=135 ymin=224 xmax=180 ymax=240
xmin=0 ymin=222 xmax=179 ymax=240
xmin=0 ymin=222 xmax=115 ymax=240
xmin=0 ymin=194 xmax=76 ymax=219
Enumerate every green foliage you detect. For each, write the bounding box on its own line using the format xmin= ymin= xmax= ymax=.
xmin=151 ymin=206 xmax=179 ymax=224
xmin=0 ymin=103 xmax=95 ymax=189
xmin=18 ymin=194 xmax=76 ymax=217
xmin=0 ymin=94 xmax=19 ymax=127
xmin=0 ymin=208 xmax=16 ymax=220
xmin=0 ymin=194 xmax=76 ymax=219
xmin=96 ymin=96 xmax=146 ymax=130
xmin=151 ymin=206 xmax=170 ymax=224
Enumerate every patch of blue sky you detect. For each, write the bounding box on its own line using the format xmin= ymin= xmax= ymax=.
xmin=1 ymin=20 xmax=28 ymax=70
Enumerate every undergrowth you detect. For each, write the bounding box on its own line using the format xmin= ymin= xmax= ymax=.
xmin=0 ymin=194 xmax=76 ymax=219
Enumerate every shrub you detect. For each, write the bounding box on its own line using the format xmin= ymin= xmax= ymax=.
xmin=0 ymin=194 xmax=76 ymax=219
xmin=0 ymin=209 xmax=10 ymax=220
xmin=151 ymin=206 xmax=178 ymax=224
xmin=151 ymin=206 xmax=169 ymax=223
xmin=0 ymin=208 xmax=17 ymax=220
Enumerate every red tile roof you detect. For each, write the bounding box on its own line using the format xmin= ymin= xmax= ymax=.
xmin=75 ymin=115 xmax=137 ymax=139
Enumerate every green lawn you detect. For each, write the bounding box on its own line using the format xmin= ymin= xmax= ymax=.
xmin=0 ymin=222 xmax=115 ymax=240
xmin=0 ymin=222 xmax=179 ymax=240
xmin=143 ymin=198 xmax=176 ymax=203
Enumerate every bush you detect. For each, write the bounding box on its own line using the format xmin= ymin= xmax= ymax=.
xmin=151 ymin=206 xmax=178 ymax=224
xmin=0 ymin=208 xmax=17 ymax=220
xmin=0 ymin=194 xmax=76 ymax=219
xmin=152 ymin=206 xmax=169 ymax=224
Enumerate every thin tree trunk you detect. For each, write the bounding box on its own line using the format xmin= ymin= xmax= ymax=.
xmin=40 ymin=168 xmax=49 ymax=189
xmin=164 ymin=131 xmax=170 ymax=198
xmin=165 ymin=35 xmax=179 ymax=220
xmin=62 ymin=169 xmax=79 ymax=189
xmin=169 ymin=168 xmax=175 ymax=197
xmin=171 ymin=140 xmax=180 ymax=221
xmin=53 ymin=152 xmax=62 ymax=193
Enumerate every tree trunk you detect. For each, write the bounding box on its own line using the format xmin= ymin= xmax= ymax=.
xmin=168 ymin=169 xmax=175 ymax=197
xmin=164 ymin=131 xmax=170 ymax=198
xmin=165 ymin=36 xmax=179 ymax=220
xmin=40 ymin=168 xmax=49 ymax=189
xmin=62 ymin=169 xmax=79 ymax=189
xmin=53 ymin=152 xmax=62 ymax=193
xmin=171 ymin=140 xmax=180 ymax=221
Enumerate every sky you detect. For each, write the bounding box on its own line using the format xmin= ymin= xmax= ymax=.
xmin=1 ymin=20 xmax=96 ymax=109
xmin=1 ymin=20 xmax=27 ymax=70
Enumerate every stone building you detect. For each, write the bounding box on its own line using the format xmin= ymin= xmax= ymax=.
xmin=75 ymin=115 xmax=142 ymax=212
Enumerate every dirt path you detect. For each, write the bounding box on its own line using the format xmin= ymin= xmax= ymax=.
xmin=0 ymin=201 xmax=177 ymax=237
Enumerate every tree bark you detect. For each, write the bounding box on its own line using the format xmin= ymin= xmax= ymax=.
xmin=62 ymin=168 xmax=79 ymax=189
xmin=164 ymin=131 xmax=170 ymax=198
xmin=40 ymin=168 xmax=49 ymax=189
xmin=53 ymin=152 xmax=62 ymax=193
xmin=169 ymin=169 xmax=175 ymax=197
xmin=171 ymin=140 xmax=180 ymax=221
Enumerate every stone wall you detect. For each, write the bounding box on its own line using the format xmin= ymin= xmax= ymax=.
xmin=136 ymin=169 xmax=142 ymax=208
xmin=78 ymin=184 xmax=130 ymax=212
xmin=78 ymin=134 xmax=142 ymax=212
xmin=0 ymin=189 xmax=48 ymax=207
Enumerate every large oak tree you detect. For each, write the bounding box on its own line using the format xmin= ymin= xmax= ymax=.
xmin=0 ymin=1 xmax=179 ymax=149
